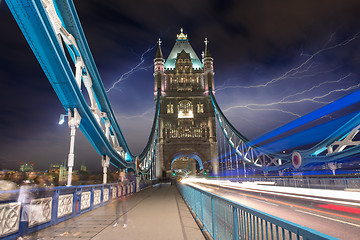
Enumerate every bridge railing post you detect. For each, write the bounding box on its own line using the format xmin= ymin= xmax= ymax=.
xmin=200 ymin=192 xmax=204 ymax=224
xmin=100 ymin=185 xmax=104 ymax=206
xmin=51 ymin=189 xmax=59 ymax=225
xmin=232 ymin=206 xmax=239 ymax=240
xmin=90 ymin=186 xmax=94 ymax=210
xmin=211 ymin=197 xmax=216 ymax=239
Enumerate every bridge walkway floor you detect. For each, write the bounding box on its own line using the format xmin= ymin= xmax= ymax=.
xmin=30 ymin=183 xmax=204 ymax=240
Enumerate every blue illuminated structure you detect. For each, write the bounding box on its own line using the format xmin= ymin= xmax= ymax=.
xmin=5 ymin=0 xmax=360 ymax=175
xmin=5 ymin=0 xmax=159 ymax=174
xmin=210 ymin=88 xmax=360 ymax=171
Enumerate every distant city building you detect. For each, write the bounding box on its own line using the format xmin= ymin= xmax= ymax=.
xmin=49 ymin=162 xmax=67 ymax=185
xmin=154 ymin=29 xmax=218 ymax=178
xmin=80 ymin=162 xmax=87 ymax=172
xmin=19 ymin=162 xmax=34 ymax=172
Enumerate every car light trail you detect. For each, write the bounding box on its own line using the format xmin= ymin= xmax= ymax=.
xmin=181 ymin=177 xmax=360 ymax=223
xmin=317 ymin=204 xmax=360 ymax=215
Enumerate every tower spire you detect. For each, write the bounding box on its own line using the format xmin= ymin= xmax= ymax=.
xmin=155 ymin=38 xmax=164 ymax=59
xmin=204 ymin=38 xmax=211 ymax=58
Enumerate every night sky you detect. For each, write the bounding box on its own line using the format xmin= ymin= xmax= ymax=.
xmin=0 ymin=0 xmax=360 ymax=172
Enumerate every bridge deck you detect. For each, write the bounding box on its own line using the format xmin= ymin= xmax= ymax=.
xmin=31 ymin=183 xmax=204 ymax=240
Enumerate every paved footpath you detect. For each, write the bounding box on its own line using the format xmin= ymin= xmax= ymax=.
xmin=31 ymin=183 xmax=204 ymax=240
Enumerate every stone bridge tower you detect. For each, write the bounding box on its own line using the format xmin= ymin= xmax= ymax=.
xmin=154 ymin=29 xmax=218 ymax=178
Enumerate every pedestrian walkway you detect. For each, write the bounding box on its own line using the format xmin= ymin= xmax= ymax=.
xmin=31 ymin=183 xmax=204 ymax=240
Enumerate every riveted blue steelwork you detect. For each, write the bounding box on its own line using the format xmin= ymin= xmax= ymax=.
xmin=210 ymin=87 xmax=360 ymax=171
xmin=5 ymin=0 xmax=161 ymax=172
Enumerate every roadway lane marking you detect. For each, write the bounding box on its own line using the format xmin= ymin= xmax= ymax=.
xmin=252 ymin=198 xmax=279 ymax=206
xmin=295 ymin=210 xmax=360 ymax=228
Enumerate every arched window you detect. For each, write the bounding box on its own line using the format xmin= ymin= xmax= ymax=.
xmin=167 ymin=103 xmax=174 ymax=114
xmin=178 ymin=100 xmax=193 ymax=118
xmin=197 ymin=103 xmax=204 ymax=113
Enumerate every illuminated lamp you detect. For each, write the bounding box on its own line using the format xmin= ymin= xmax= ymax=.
xmin=58 ymin=113 xmax=67 ymax=125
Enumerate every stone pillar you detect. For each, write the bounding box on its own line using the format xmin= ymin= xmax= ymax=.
xmin=210 ymin=142 xmax=219 ymax=176
xmin=156 ymin=144 xmax=163 ymax=179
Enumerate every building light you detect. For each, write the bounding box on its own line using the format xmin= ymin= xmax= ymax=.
xmin=178 ymin=110 xmax=194 ymax=118
xmin=59 ymin=114 xmax=67 ymax=125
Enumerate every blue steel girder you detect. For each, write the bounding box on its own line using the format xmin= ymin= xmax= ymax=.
xmin=210 ymin=91 xmax=291 ymax=171
xmin=210 ymin=89 xmax=360 ymax=171
xmin=51 ymin=0 xmax=133 ymax=156
xmin=251 ymin=89 xmax=360 ymax=146
xmin=138 ymin=90 xmax=161 ymax=173
xmin=293 ymin=113 xmax=360 ymax=167
xmin=5 ymin=0 xmax=133 ymax=169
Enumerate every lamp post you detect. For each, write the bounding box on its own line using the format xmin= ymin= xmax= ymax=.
xmin=59 ymin=108 xmax=81 ymax=186
xmin=102 ymin=155 xmax=110 ymax=184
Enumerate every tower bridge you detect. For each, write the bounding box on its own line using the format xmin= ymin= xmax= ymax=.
xmin=154 ymin=30 xmax=218 ymax=178
xmin=2 ymin=0 xmax=360 ymax=239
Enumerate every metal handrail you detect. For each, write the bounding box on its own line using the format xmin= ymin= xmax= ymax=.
xmin=178 ymin=182 xmax=338 ymax=240
xmin=0 ymin=181 xmax=148 ymax=239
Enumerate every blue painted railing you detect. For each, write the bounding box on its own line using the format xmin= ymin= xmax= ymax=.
xmin=0 ymin=180 xmax=150 ymax=240
xmin=178 ymin=183 xmax=338 ymax=240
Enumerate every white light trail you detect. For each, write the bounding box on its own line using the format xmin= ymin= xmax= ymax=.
xmin=295 ymin=210 xmax=360 ymax=227
xmin=106 ymin=45 xmax=156 ymax=93
xmin=182 ymin=177 xmax=360 ymax=206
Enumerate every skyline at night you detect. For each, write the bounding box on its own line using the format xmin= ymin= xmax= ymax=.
xmin=0 ymin=0 xmax=360 ymax=172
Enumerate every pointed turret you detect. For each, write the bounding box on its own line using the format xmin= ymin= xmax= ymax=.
xmin=202 ymin=38 xmax=214 ymax=72
xmin=155 ymin=38 xmax=164 ymax=59
xmin=154 ymin=38 xmax=165 ymax=95
xmin=204 ymin=38 xmax=212 ymax=58
xmin=154 ymin=38 xmax=165 ymax=72
xmin=202 ymin=38 xmax=215 ymax=93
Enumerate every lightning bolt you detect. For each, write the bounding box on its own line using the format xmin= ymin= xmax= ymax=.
xmin=106 ymin=45 xmax=156 ymax=93
xmin=117 ymin=109 xmax=154 ymax=121
xmin=281 ymin=73 xmax=352 ymax=101
xmin=215 ymin=61 xmax=315 ymax=92
xmin=223 ymin=81 xmax=360 ymax=117
xmin=216 ymin=32 xmax=360 ymax=119
xmin=216 ymin=31 xmax=360 ymax=92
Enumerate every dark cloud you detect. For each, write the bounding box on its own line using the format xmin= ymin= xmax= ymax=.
xmin=0 ymin=0 xmax=359 ymax=171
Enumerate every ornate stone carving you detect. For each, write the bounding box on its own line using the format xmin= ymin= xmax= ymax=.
xmin=111 ymin=186 xmax=117 ymax=199
xmin=29 ymin=197 xmax=52 ymax=227
xmin=80 ymin=191 xmax=91 ymax=210
xmin=0 ymin=202 xmax=21 ymax=237
xmin=103 ymin=188 xmax=109 ymax=202
xmin=58 ymin=194 xmax=73 ymax=218
xmin=93 ymin=190 xmax=101 ymax=206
